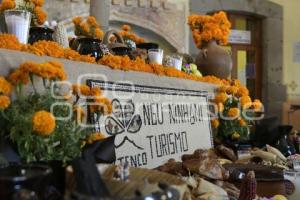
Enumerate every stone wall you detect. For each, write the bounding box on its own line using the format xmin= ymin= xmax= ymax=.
xmin=43 ymin=0 xmax=189 ymax=53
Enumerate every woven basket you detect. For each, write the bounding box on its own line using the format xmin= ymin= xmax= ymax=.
xmin=66 ymin=164 xmax=190 ymax=200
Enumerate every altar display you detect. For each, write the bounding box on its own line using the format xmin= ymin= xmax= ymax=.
xmin=0 ymin=3 xmax=295 ymax=200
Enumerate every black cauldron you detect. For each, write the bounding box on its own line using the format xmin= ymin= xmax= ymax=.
xmin=0 ymin=164 xmax=52 ymax=199
xmin=136 ymin=42 xmax=159 ymax=51
xmin=112 ymin=46 xmax=132 ymax=57
xmin=74 ymin=38 xmax=105 ymax=61
xmin=28 ymin=27 xmax=54 ymax=44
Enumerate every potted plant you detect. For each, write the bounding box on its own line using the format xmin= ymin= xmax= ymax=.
xmin=0 ymin=0 xmax=48 ymax=44
xmin=188 ymin=11 xmax=232 ymax=79
xmin=211 ymin=80 xmax=263 ymax=146
xmin=71 ymin=16 xmax=108 ymax=60
xmin=0 ymin=60 xmax=112 ymax=197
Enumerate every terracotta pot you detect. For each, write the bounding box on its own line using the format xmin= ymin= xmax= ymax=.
xmin=196 ymin=40 xmax=232 ymax=79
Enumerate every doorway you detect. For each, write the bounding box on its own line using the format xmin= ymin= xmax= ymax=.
xmin=227 ymin=13 xmax=263 ymax=100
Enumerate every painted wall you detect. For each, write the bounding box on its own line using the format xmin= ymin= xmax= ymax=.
xmin=270 ymin=0 xmax=300 ymax=100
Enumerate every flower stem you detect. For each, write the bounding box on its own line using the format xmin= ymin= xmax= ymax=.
xmin=29 ymin=74 xmax=37 ymax=94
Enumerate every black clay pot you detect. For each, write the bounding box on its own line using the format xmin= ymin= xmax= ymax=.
xmin=275 ymin=125 xmax=295 ymax=157
xmin=0 ymin=164 xmax=52 ymax=200
xmin=75 ymin=38 xmax=104 ymax=61
xmin=112 ymin=46 xmax=132 ymax=57
xmin=28 ymin=27 xmax=54 ymax=44
xmin=136 ymin=42 xmax=159 ymax=50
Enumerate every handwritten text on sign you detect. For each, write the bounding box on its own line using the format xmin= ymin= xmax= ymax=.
xmin=88 ymin=80 xmax=213 ymax=169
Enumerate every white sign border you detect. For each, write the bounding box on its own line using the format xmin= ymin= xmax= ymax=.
xmin=86 ymin=79 xmax=214 ymax=151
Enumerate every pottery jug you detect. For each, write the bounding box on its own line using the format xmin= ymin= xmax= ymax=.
xmin=196 ymin=40 xmax=232 ymax=79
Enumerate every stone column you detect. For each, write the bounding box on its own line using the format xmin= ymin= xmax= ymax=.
xmin=90 ymin=0 xmax=110 ymax=32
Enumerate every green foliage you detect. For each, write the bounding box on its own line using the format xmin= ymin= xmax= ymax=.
xmin=216 ymin=97 xmax=253 ymax=143
xmin=3 ymin=90 xmax=92 ymax=164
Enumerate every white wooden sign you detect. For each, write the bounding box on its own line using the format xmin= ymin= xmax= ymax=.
xmin=87 ymin=80 xmax=213 ymax=168
xmin=229 ymin=29 xmax=251 ymax=44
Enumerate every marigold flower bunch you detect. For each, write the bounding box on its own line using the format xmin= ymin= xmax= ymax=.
xmin=0 ymin=76 xmax=12 ymax=95
xmin=0 ymin=34 xmax=24 ymax=51
xmin=0 ymin=76 xmax=12 ymax=110
xmin=98 ymin=55 xmax=230 ymax=86
xmin=32 ymin=5 xmax=47 ymax=26
xmin=188 ymin=11 xmax=231 ymax=49
xmin=71 ymin=84 xmax=112 ymax=116
xmin=0 ymin=0 xmax=47 ymax=26
xmin=0 ymin=0 xmax=16 ymax=11
xmin=0 ymin=95 xmax=10 ymax=110
xmin=118 ymin=24 xmax=145 ymax=44
xmin=8 ymin=61 xmax=67 ymax=88
xmin=212 ymin=79 xmax=263 ymax=143
xmin=26 ymin=40 xmax=65 ymax=58
xmin=73 ymin=16 xmax=104 ymax=40
xmin=24 ymin=40 xmax=96 ymax=63
xmin=1 ymin=60 xmax=112 ymax=163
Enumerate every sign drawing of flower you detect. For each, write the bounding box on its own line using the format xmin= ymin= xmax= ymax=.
xmin=105 ymin=99 xmax=143 ymax=149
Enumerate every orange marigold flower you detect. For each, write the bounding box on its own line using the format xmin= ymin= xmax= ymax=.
xmin=217 ymin=85 xmax=227 ymax=93
xmin=72 ymin=16 xmax=82 ymax=25
xmin=87 ymin=132 xmax=106 ymax=144
xmin=0 ymin=0 xmax=16 ymax=11
xmin=0 ymin=95 xmax=10 ymax=110
xmin=8 ymin=69 xmax=29 ymax=85
xmin=227 ymin=107 xmax=240 ymax=118
xmin=27 ymin=41 xmax=65 ymax=58
xmin=214 ymin=92 xmax=228 ymax=104
xmin=31 ymin=0 xmax=44 ymax=6
xmin=122 ymin=24 xmax=131 ymax=31
xmin=95 ymin=28 xmax=104 ymax=39
xmin=253 ymin=99 xmax=263 ymax=111
xmin=87 ymin=16 xmax=98 ymax=26
xmin=90 ymin=87 xmax=102 ymax=97
xmin=231 ymin=79 xmax=242 ymax=87
xmin=19 ymin=61 xmax=40 ymax=74
xmin=236 ymin=86 xmax=249 ymax=97
xmin=211 ymin=119 xmax=220 ymax=128
xmin=72 ymin=84 xmax=90 ymax=96
xmin=0 ymin=77 xmax=12 ymax=95
xmin=119 ymin=25 xmax=145 ymax=44
xmin=32 ymin=110 xmax=56 ymax=136
xmin=226 ymin=86 xmax=238 ymax=95
xmin=34 ymin=6 xmax=47 ymax=25
xmin=239 ymin=119 xmax=247 ymax=126
xmin=217 ymin=103 xmax=224 ymax=113
xmin=38 ymin=62 xmax=67 ymax=81
xmin=188 ymin=11 xmax=231 ymax=48
xmin=240 ymin=95 xmax=252 ymax=109
xmin=0 ymin=34 xmax=23 ymax=50
xmin=64 ymin=48 xmax=96 ymax=63
xmin=80 ymin=23 xmax=90 ymax=33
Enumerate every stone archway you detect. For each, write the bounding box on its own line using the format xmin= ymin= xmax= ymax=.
xmin=189 ymin=0 xmax=285 ymax=120
xmin=58 ymin=0 xmax=189 ymax=53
